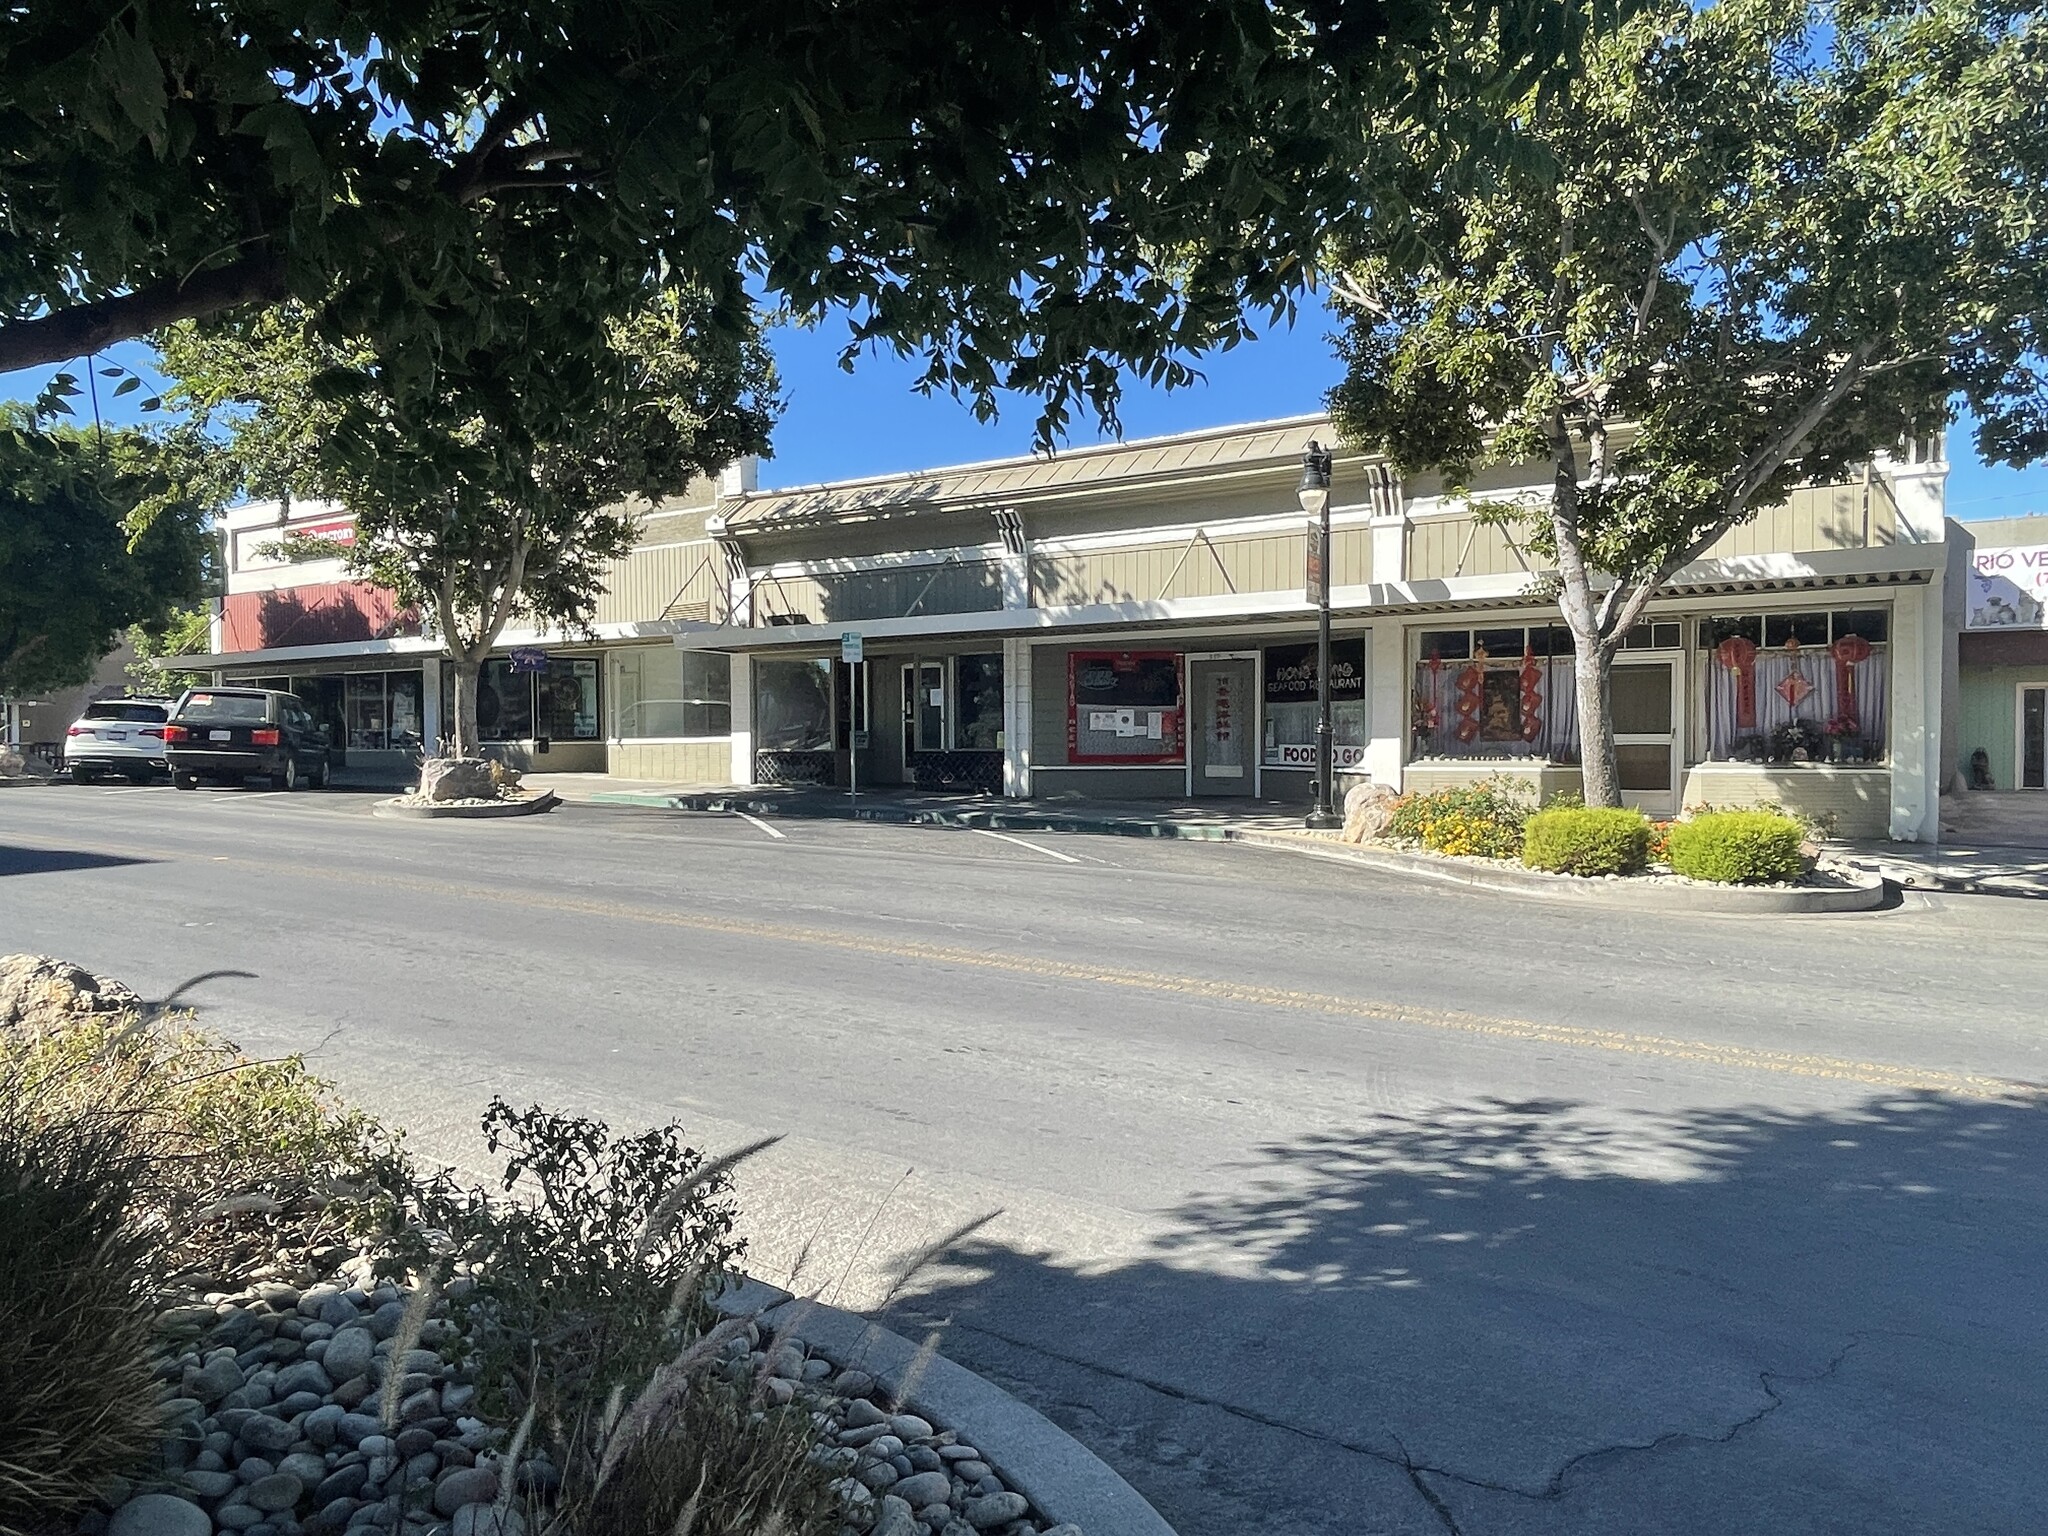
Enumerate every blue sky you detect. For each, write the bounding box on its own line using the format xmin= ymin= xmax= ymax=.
xmin=6 ymin=294 xmax=2041 ymax=519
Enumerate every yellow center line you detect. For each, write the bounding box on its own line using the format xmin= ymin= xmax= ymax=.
xmin=13 ymin=825 xmax=2043 ymax=1103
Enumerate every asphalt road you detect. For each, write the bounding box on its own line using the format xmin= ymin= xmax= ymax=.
xmin=4 ymin=781 xmax=2046 ymax=1536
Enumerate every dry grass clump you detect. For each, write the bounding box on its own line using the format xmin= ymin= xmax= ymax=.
xmin=0 ymin=1053 xmax=167 ymax=1532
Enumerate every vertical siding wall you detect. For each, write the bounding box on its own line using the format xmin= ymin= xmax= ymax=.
xmin=1030 ymin=526 xmax=1367 ymax=606
xmin=594 ymin=538 xmax=728 ymax=625
xmin=752 ymin=560 xmax=1005 ymax=624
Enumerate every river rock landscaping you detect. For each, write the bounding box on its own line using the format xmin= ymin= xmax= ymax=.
xmin=0 ymin=955 xmax=1081 ymax=1536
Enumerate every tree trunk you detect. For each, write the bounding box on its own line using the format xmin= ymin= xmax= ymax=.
xmin=1574 ymin=639 xmax=1622 ymax=808
xmin=449 ymin=654 xmax=482 ymax=759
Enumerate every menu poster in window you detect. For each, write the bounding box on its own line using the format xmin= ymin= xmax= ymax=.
xmin=1068 ymin=650 xmax=1182 ymax=762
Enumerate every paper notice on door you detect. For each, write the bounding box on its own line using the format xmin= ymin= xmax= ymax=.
xmin=1088 ymin=711 xmax=1117 ymax=731
xmin=1146 ymin=713 xmax=1163 ymax=740
xmin=1114 ymin=709 xmax=1137 ymax=736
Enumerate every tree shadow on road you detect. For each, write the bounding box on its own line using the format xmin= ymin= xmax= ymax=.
xmin=0 ymin=843 xmax=153 ymax=877
xmin=878 ymin=1091 xmax=2048 ymax=1536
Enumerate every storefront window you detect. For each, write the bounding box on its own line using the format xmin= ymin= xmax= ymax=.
xmin=1068 ymin=650 xmax=1181 ymax=762
xmin=756 ymin=657 xmax=834 ymax=751
xmin=615 ymin=648 xmax=731 ymax=738
xmin=476 ymin=659 xmax=535 ymax=741
xmin=1263 ymin=640 xmax=1369 ymax=769
xmin=537 ymin=657 xmax=601 ymax=741
xmin=345 ymin=673 xmax=388 ymax=750
xmin=1411 ymin=626 xmax=1580 ymax=762
xmin=955 ymin=654 xmax=1004 ymax=750
xmin=387 ymin=673 xmax=423 ymax=752
xmin=1701 ymin=608 xmax=1888 ymax=763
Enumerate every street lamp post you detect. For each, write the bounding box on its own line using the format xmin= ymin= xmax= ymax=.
xmin=1300 ymin=441 xmax=1340 ymax=830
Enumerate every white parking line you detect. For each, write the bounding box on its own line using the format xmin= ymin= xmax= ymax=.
xmin=734 ymin=810 xmax=787 ymax=840
xmin=970 ymin=827 xmax=1083 ymax=864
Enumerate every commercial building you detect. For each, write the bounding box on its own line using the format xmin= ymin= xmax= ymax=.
xmin=183 ymin=416 xmax=1957 ymax=839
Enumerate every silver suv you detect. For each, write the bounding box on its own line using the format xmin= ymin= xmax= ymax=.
xmin=61 ymin=697 xmax=174 ymax=783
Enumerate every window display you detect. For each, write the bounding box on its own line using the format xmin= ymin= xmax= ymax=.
xmin=755 ymin=657 xmax=834 ymax=752
xmin=1067 ymin=651 xmax=1181 ymax=763
xmin=1701 ymin=608 xmax=1888 ymax=762
xmin=1262 ymin=640 xmax=1368 ymax=768
xmin=954 ymin=654 xmax=1004 ymax=750
xmin=615 ymin=649 xmax=732 ymax=738
xmin=476 ymin=659 xmax=535 ymax=742
xmin=537 ymin=657 xmax=601 ymax=741
xmin=1411 ymin=627 xmax=1579 ymax=762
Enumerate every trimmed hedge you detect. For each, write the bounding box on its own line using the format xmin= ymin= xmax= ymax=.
xmin=1665 ymin=809 xmax=1806 ymax=884
xmin=1521 ymin=807 xmax=1651 ymax=876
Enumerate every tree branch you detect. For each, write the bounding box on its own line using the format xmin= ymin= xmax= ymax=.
xmin=0 ymin=252 xmax=288 ymax=375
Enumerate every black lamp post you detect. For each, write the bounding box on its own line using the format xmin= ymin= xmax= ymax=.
xmin=1300 ymin=440 xmax=1340 ymax=829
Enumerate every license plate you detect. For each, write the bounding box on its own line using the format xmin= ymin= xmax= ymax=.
xmin=209 ymin=729 xmax=231 ymax=742
xmin=106 ymin=730 xmax=127 ymax=741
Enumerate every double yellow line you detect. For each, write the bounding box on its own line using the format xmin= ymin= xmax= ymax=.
xmin=20 ymin=826 xmax=2046 ymax=1103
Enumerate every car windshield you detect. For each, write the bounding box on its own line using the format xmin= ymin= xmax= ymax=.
xmin=82 ymin=701 xmax=168 ymax=723
xmin=177 ymin=692 xmax=272 ymax=724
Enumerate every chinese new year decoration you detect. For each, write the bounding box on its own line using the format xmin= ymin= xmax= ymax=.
xmin=1454 ymin=662 xmax=1484 ymax=743
xmin=1775 ymin=636 xmax=1813 ymax=710
xmin=1829 ymin=633 xmax=1872 ymax=733
xmin=1715 ymin=635 xmax=1758 ymax=728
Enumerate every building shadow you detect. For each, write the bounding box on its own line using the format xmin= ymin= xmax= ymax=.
xmin=877 ymin=1092 xmax=2048 ymax=1536
xmin=0 ymin=845 xmax=154 ymax=877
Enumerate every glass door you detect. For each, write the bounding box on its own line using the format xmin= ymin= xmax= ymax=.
xmin=2021 ymin=686 xmax=2046 ymax=789
xmin=1188 ymin=655 xmax=1255 ymax=795
xmin=1610 ymin=659 xmax=1678 ymax=816
xmin=901 ymin=660 xmax=947 ymax=757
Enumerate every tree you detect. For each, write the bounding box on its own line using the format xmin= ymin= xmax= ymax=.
xmin=1327 ymin=0 xmax=2048 ymax=806
xmin=0 ymin=415 xmax=213 ymax=697
xmin=159 ymin=287 xmax=778 ymax=756
xmin=127 ymin=607 xmax=214 ymax=695
xmin=3 ymin=0 xmax=1586 ymax=446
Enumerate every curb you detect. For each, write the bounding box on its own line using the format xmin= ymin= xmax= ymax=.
xmin=1236 ymin=828 xmax=1890 ymax=913
xmin=591 ymin=791 xmax=1238 ymax=841
xmin=716 ymin=1278 xmax=1176 ymax=1536
xmin=370 ymin=791 xmax=561 ymax=820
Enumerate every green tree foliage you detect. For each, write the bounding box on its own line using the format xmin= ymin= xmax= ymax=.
xmin=1328 ymin=0 xmax=2048 ymax=805
xmin=127 ymin=606 xmax=214 ymax=695
xmin=159 ymin=289 xmax=778 ymax=755
xmin=3 ymin=1 xmax=1587 ymax=445
xmin=0 ymin=416 xmax=213 ymax=696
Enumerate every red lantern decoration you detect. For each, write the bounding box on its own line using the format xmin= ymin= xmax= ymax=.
xmin=1454 ymin=663 xmax=1484 ymax=743
xmin=1519 ymin=647 xmax=1543 ymax=741
xmin=1715 ymin=636 xmax=1759 ymax=729
xmin=1830 ymin=633 xmax=1873 ymax=733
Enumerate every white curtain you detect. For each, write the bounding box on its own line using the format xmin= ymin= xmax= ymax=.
xmin=1704 ymin=649 xmax=1887 ymax=759
xmin=1412 ymin=659 xmax=1579 ymax=762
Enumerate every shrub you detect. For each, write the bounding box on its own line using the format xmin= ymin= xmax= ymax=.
xmin=0 ymin=1057 xmax=165 ymax=1531
xmin=1665 ymin=810 xmax=1807 ymax=884
xmin=1386 ymin=778 xmax=1534 ymax=859
xmin=1521 ymin=807 xmax=1651 ymax=876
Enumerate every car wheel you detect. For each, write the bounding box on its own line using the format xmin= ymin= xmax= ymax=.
xmin=71 ymin=765 xmax=99 ymax=785
xmin=309 ymin=757 xmax=330 ymax=790
xmin=174 ymin=772 xmax=200 ymax=791
xmin=272 ymin=755 xmax=299 ymax=791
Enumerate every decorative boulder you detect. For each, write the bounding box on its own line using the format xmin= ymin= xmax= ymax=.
xmin=0 ymin=953 xmax=143 ymax=1037
xmin=1339 ymin=780 xmax=1399 ymax=844
xmin=417 ymin=758 xmax=498 ymax=802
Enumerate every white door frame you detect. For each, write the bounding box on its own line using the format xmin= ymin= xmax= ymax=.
xmin=2015 ymin=681 xmax=2048 ymax=790
xmin=1610 ymin=652 xmax=1682 ymax=815
xmin=1184 ymin=650 xmax=1262 ymax=798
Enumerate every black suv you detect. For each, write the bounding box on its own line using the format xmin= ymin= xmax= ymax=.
xmin=166 ymin=687 xmax=332 ymax=791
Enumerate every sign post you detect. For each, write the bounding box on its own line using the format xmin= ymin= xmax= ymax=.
xmin=840 ymin=632 xmax=864 ymax=802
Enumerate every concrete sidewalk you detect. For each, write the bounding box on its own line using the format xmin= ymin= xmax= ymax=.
xmin=1829 ymin=839 xmax=2048 ymax=898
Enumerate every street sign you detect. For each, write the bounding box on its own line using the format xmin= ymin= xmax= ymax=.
xmin=509 ymin=647 xmax=547 ymax=674
xmin=840 ymin=631 xmax=864 ymax=664
xmin=1304 ymin=521 xmax=1327 ymax=606
xmin=851 ymin=729 xmax=871 ymax=750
